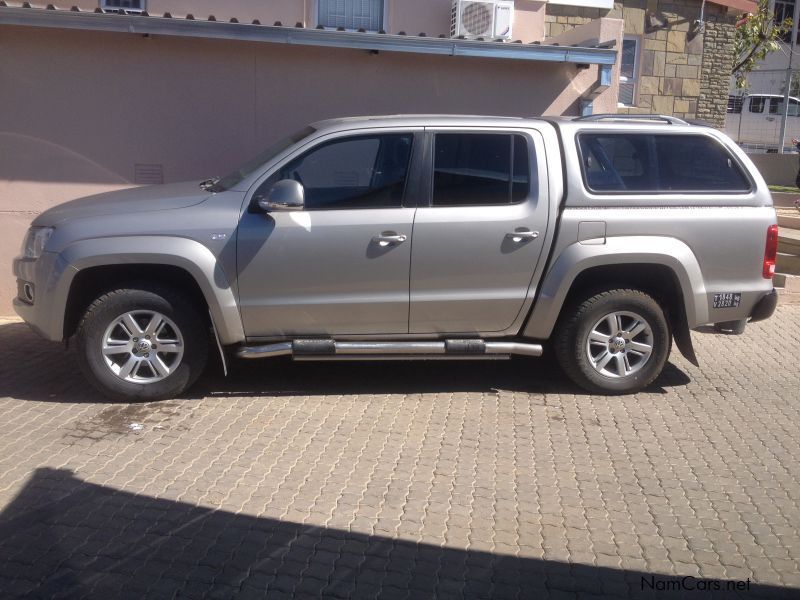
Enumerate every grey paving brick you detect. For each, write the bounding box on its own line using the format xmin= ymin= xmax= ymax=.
xmin=0 ymin=309 xmax=798 ymax=598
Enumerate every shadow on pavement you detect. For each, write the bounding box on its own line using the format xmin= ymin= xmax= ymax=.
xmin=0 ymin=468 xmax=791 ymax=599
xmin=191 ymin=355 xmax=691 ymax=400
xmin=0 ymin=322 xmax=691 ymax=404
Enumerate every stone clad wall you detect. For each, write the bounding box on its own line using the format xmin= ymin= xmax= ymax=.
xmin=544 ymin=0 xmax=737 ymax=127
xmin=696 ymin=18 xmax=738 ymax=127
xmin=545 ymin=5 xmax=602 ymax=36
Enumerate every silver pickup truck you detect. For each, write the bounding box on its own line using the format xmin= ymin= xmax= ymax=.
xmin=13 ymin=114 xmax=778 ymax=401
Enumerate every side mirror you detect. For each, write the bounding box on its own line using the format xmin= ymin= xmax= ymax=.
xmin=257 ymin=179 xmax=305 ymax=212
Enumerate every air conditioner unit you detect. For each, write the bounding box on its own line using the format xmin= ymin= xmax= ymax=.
xmin=451 ymin=0 xmax=514 ymax=40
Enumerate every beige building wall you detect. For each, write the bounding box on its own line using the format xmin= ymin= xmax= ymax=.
xmin=3 ymin=0 xmax=549 ymax=42
xmin=0 ymin=23 xmax=606 ymax=313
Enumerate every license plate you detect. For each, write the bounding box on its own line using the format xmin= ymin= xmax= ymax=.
xmin=713 ymin=293 xmax=741 ymax=309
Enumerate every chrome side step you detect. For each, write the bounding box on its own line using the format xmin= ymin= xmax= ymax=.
xmin=236 ymin=339 xmax=543 ymax=360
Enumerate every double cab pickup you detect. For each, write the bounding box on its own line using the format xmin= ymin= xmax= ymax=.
xmin=13 ymin=114 xmax=778 ymax=400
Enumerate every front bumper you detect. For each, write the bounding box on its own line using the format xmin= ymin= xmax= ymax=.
xmin=12 ymin=252 xmax=70 ymax=342
xmin=749 ymin=288 xmax=778 ymax=323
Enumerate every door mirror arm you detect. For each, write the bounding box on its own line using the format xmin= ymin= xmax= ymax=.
xmin=257 ymin=179 xmax=305 ymax=212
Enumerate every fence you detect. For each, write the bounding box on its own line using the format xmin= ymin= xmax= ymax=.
xmin=726 ymin=68 xmax=800 ymax=154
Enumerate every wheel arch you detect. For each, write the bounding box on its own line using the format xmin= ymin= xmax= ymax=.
xmin=522 ymin=237 xmax=705 ymax=365
xmin=57 ymin=237 xmax=245 ymax=345
xmin=65 ymin=264 xmax=209 ymax=339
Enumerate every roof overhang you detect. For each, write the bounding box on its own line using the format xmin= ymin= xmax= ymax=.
xmin=707 ymin=0 xmax=757 ymax=12
xmin=0 ymin=6 xmax=617 ymax=65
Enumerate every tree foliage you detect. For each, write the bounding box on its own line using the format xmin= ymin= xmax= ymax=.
xmin=732 ymin=0 xmax=792 ymax=89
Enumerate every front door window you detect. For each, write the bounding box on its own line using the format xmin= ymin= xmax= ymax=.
xmin=257 ymin=134 xmax=413 ymax=210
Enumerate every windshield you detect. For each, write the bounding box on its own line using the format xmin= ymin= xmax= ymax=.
xmin=212 ymin=126 xmax=316 ymax=191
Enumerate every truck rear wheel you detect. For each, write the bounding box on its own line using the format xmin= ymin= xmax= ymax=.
xmin=554 ymin=289 xmax=671 ymax=394
xmin=76 ymin=285 xmax=209 ymax=401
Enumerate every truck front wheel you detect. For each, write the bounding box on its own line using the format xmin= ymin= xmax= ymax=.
xmin=76 ymin=285 xmax=209 ymax=401
xmin=555 ymin=289 xmax=671 ymax=394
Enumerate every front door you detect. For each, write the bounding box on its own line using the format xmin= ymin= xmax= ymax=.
xmin=409 ymin=130 xmax=549 ymax=334
xmin=237 ymin=131 xmax=417 ymax=338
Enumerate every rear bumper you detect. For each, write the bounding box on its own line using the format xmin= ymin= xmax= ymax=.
xmin=749 ymin=288 xmax=778 ymax=323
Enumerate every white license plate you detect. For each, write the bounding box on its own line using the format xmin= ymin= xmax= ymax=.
xmin=713 ymin=293 xmax=741 ymax=309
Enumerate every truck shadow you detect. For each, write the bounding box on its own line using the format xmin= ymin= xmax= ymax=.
xmin=0 ymin=322 xmax=691 ymax=404
xmin=191 ymin=355 xmax=691 ymax=400
xmin=0 ymin=468 xmax=791 ymax=599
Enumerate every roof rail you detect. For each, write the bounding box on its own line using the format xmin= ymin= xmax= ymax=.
xmin=575 ymin=114 xmax=689 ymax=125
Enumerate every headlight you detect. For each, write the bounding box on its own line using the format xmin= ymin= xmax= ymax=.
xmin=21 ymin=227 xmax=54 ymax=259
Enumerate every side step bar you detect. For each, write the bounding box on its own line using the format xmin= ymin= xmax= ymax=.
xmin=236 ymin=339 xmax=543 ymax=360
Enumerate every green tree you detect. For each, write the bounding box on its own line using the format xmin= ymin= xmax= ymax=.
xmin=732 ymin=0 xmax=792 ymax=89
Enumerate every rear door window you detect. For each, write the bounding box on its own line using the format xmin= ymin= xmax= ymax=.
xmin=577 ymin=133 xmax=751 ymax=193
xmin=432 ymin=133 xmax=534 ymax=206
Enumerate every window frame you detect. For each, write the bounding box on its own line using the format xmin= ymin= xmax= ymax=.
xmin=575 ymin=131 xmax=754 ymax=196
xmin=314 ymin=0 xmax=389 ymax=32
xmin=421 ymin=130 xmax=537 ymax=208
xmin=100 ymin=0 xmax=146 ymax=12
xmin=774 ymin=0 xmax=795 ymax=42
xmin=617 ymin=36 xmax=641 ymax=108
xmin=248 ymin=129 xmax=422 ymax=212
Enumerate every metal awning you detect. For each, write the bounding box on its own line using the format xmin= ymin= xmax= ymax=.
xmin=0 ymin=5 xmax=617 ymax=65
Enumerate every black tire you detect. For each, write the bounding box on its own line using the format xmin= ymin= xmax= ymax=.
xmin=76 ymin=285 xmax=209 ymax=401
xmin=554 ymin=288 xmax=671 ymax=394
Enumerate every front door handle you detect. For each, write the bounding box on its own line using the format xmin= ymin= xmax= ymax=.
xmin=372 ymin=232 xmax=408 ymax=247
xmin=506 ymin=229 xmax=539 ymax=243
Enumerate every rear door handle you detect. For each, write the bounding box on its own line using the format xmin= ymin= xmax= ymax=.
xmin=506 ymin=229 xmax=539 ymax=242
xmin=372 ymin=232 xmax=407 ymax=246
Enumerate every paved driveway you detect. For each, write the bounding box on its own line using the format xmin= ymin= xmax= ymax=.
xmin=0 ymin=307 xmax=799 ymax=599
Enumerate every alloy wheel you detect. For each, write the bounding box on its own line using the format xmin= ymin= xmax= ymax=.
xmin=101 ymin=310 xmax=184 ymax=384
xmin=585 ymin=310 xmax=654 ymax=378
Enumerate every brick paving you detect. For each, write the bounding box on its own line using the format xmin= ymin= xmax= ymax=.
xmin=0 ymin=307 xmax=799 ymax=599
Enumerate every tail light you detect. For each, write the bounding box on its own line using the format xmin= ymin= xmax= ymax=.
xmin=763 ymin=224 xmax=779 ymax=279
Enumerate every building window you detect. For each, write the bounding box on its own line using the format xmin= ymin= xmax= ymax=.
xmin=101 ymin=0 xmax=146 ymax=12
xmin=775 ymin=0 xmax=795 ymax=41
xmin=618 ymin=37 xmax=639 ymax=107
xmin=318 ymin=0 xmax=384 ymax=31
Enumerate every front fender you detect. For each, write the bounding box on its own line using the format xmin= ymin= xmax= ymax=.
xmin=54 ymin=236 xmax=245 ymax=345
xmin=522 ymin=236 xmax=707 ymax=339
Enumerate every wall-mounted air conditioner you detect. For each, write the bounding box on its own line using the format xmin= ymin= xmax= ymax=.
xmin=451 ymin=0 xmax=515 ymax=41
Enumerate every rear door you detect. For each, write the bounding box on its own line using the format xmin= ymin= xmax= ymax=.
xmin=409 ymin=129 xmax=549 ymax=334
